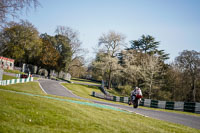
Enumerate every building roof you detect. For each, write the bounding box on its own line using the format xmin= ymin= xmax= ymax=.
xmin=0 ymin=56 xmax=14 ymax=62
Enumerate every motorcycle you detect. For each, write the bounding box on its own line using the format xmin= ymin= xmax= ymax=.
xmin=128 ymin=94 xmax=142 ymax=108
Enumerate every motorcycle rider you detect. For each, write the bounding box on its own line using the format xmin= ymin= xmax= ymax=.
xmin=129 ymin=87 xmax=142 ymax=105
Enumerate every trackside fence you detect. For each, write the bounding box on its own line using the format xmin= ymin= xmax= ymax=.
xmin=92 ymin=91 xmax=200 ymax=114
xmin=0 ymin=77 xmax=33 ymax=86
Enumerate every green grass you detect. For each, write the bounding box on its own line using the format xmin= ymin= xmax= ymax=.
xmin=62 ymin=83 xmax=200 ymax=117
xmin=0 ymin=82 xmax=44 ymax=95
xmin=33 ymin=77 xmax=40 ymax=81
xmin=62 ymin=83 xmax=102 ymax=99
xmin=1 ymin=87 xmax=200 ymax=132
xmin=2 ymin=75 xmax=18 ymax=80
xmin=71 ymin=78 xmax=101 ymax=86
xmin=3 ymin=69 xmax=24 ymax=74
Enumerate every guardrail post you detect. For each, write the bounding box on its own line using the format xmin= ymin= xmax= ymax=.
xmin=92 ymin=91 xmax=95 ymax=96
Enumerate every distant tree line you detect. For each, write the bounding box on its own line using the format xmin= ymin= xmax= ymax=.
xmin=89 ymin=31 xmax=200 ymax=102
xmin=0 ymin=20 xmax=86 ymax=77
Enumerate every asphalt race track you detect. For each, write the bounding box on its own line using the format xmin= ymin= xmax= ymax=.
xmin=38 ymin=79 xmax=200 ymax=129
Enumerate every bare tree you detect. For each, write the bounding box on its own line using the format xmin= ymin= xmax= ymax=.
xmin=98 ymin=31 xmax=126 ymax=57
xmin=55 ymin=26 xmax=83 ymax=58
xmin=96 ymin=31 xmax=125 ymax=89
xmin=55 ymin=26 xmax=86 ymax=76
xmin=141 ymin=55 xmax=161 ymax=99
xmin=0 ymin=0 xmax=40 ymax=25
xmin=120 ymin=50 xmax=143 ymax=85
xmin=93 ymin=53 xmax=122 ymax=89
xmin=175 ymin=50 xmax=200 ymax=102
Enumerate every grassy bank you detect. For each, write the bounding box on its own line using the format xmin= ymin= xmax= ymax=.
xmin=2 ymin=75 xmax=18 ymax=80
xmin=71 ymin=78 xmax=101 ymax=86
xmin=1 ymin=87 xmax=199 ymax=132
xmin=0 ymin=82 xmax=44 ymax=95
xmin=3 ymin=69 xmax=24 ymax=74
xmin=61 ymin=83 xmax=101 ymax=99
xmin=62 ymin=83 xmax=200 ymax=117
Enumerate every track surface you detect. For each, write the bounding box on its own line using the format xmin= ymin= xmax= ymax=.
xmin=38 ymin=79 xmax=200 ymax=129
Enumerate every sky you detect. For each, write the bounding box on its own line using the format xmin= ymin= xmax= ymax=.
xmin=16 ymin=0 xmax=200 ymax=62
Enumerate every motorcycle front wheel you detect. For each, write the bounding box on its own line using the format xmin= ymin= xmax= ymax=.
xmin=133 ymin=100 xmax=139 ymax=108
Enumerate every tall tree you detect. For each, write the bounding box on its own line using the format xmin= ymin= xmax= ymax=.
xmin=141 ymin=55 xmax=162 ymax=99
xmin=129 ymin=35 xmax=169 ymax=60
xmin=40 ymin=39 xmax=60 ymax=77
xmin=0 ymin=0 xmax=40 ymax=26
xmin=55 ymin=26 xmax=85 ymax=74
xmin=40 ymin=33 xmax=72 ymax=73
xmin=97 ymin=31 xmax=125 ymax=89
xmin=98 ymin=31 xmax=125 ymax=57
xmin=0 ymin=20 xmax=41 ymax=65
xmin=92 ymin=52 xmax=122 ymax=89
xmin=175 ymin=50 xmax=200 ymax=102
xmin=54 ymin=34 xmax=72 ymax=72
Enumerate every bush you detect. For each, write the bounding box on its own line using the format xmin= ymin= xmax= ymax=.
xmin=118 ymin=85 xmax=133 ymax=96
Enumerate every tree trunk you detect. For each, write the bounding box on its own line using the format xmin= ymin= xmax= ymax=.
xmin=192 ymin=78 xmax=196 ymax=102
xmin=108 ymin=72 xmax=111 ymax=89
xmin=36 ymin=66 xmax=41 ymax=75
xmin=149 ymin=74 xmax=153 ymax=99
xmin=107 ymin=67 xmax=112 ymax=89
xmin=47 ymin=69 xmax=51 ymax=79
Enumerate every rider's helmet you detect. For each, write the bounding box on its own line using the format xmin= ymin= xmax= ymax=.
xmin=136 ymin=87 xmax=140 ymax=90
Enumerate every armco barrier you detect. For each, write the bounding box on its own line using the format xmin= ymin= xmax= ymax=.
xmin=158 ymin=101 xmax=166 ymax=109
xmin=144 ymin=99 xmax=151 ymax=107
xmin=184 ymin=102 xmax=196 ymax=113
xmin=0 ymin=77 xmax=33 ymax=86
xmin=195 ymin=103 xmax=200 ymax=114
xmin=151 ymin=100 xmax=158 ymax=108
xmin=174 ymin=102 xmax=184 ymax=111
xmin=92 ymin=91 xmax=200 ymax=114
xmin=165 ymin=101 xmax=174 ymax=110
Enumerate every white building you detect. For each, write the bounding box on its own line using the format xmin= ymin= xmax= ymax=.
xmin=0 ymin=56 xmax=15 ymax=70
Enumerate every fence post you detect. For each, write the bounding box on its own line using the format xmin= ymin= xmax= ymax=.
xmin=92 ymin=91 xmax=95 ymax=97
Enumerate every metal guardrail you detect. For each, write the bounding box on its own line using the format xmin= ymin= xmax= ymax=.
xmin=92 ymin=91 xmax=200 ymax=114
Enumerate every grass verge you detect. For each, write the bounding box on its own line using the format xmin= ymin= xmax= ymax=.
xmin=1 ymin=87 xmax=199 ymax=132
xmin=62 ymin=83 xmax=200 ymax=117
xmin=3 ymin=69 xmax=24 ymax=74
xmin=2 ymin=75 xmax=18 ymax=80
xmin=71 ymin=78 xmax=101 ymax=86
